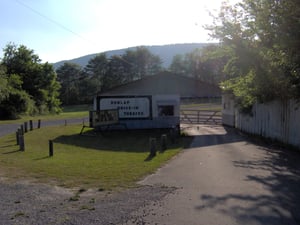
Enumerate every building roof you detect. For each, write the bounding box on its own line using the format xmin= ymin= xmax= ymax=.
xmin=99 ymin=72 xmax=221 ymax=98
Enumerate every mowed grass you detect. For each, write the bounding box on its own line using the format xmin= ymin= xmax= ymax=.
xmin=0 ymin=105 xmax=90 ymax=125
xmin=0 ymin=124 xmax=191 ymax=190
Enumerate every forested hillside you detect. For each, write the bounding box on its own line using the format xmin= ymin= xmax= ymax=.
xmin=53 ymin=43 xmax=213 ymax=69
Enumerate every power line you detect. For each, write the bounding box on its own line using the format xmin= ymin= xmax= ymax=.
xmin=15 ymin=0 xmax=92 ymax=44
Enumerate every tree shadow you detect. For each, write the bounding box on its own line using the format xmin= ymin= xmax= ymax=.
xmin=183 ymin=125 xmax=245 ymax=149
xmin=53 ymin=129 xmax=192 ymax=153
xmin=194 ymin=132 xmax=300 ymax=224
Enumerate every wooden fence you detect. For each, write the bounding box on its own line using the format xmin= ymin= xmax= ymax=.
xmin=223 ymin=94 xmax=300 ymax=148
xmin=234 ymin=100 xmax=300 ymax=148
xmin=180 ymin=109 xmax=222 ymax=125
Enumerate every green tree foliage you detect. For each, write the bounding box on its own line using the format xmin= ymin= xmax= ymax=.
xmin=56 ymin=62 xmax=83 ymax=105
xmin=56 ymin=47 xmax=162 ymax=105
xmin=169 ymin=45 xmax=227 ymax=85
xmin=206 ymin=0 xmax=300 ymax=109
xmin=84 ymin=53 xmax=108 ymax=93
xmin=0 ymin=43 xmax=61 ymax=119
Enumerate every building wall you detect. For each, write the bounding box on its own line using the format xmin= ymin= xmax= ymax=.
xmin=222 ymin=94 xmax=235 ymax=127
xmin=93 ymin=94 xmax=180 ymax=129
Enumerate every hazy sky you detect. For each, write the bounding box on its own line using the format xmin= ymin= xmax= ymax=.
xmin=0 ymin=0 xmax=237 ymax=63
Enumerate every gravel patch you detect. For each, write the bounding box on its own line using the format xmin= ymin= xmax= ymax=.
xmin=0 ymin=178 xmax=176 ymax=225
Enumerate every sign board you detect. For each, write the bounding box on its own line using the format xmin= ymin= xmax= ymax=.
xmin=99 ymin=97 xmax=151 ymax=119
xmin=89 ymin=109 xmax=119 ymax=127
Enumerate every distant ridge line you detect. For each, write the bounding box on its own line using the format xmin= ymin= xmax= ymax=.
xmin=52 ymin=43 xmax=216 ymax=70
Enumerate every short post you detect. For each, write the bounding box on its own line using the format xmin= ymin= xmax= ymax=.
xmin=170 ymin=128 xmax=176 ymax=144
xmin=19 ymin=133 xmax=25 ymax=151
xmin=149 ymin=138 xmax=156 ymax=157
xmin=161 ymin=134 xmax=167 ymax=152
xmin=29 ymin=120 xmax=33 ymax=131
xmin=49 ymin=140 xmax=53 ymax=157
xmin=16 ymin=130 xmax=19 ymax=145
xmin=38 ymin=119 xmax=41 ymax=129
xmin=20 ymin=124 xmax=24 ymax=135
xmin=24 ymin=122 xmax=28 ymax=133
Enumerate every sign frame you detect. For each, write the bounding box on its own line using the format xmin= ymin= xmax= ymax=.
xmin=96 ymin=95 xmax=152 ymax=120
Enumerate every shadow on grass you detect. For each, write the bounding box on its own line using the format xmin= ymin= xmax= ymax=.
xmin=33 ymin=156 xmax=52 ymax=160
xmin=53 ymin=129 xmax=192 ymax=153
xmin=2 ymin=149 xmax=21 ymax=154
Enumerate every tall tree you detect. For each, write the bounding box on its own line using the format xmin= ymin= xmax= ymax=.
xmin=84 ymin=53 xmax=108 ymax=93
xmin=0 ymin=65 xmax=34 ymax=119
xmin=56 ymin=62 xmax=82 ymax=105
xmin=169 ymin=45 xmax=227 ymax=85
xmin=1 ymin=43 xmax=61 ymax=115
xmin=134 ymin=46 xmax=162 ymax=78
xmin=206 ymin=0 xmax=300 ymax=109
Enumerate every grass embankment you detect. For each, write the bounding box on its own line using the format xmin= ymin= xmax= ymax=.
xmin=0 ymin=105 xmax=90 ymax=125
xmin=0 ymin=124 xmax=191 ymax=190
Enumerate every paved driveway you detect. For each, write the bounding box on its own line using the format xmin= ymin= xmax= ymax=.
xmin=125 ymin=125 xmax=300 ymax=225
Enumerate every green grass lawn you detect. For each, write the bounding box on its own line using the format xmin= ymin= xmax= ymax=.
xmin=0 ymin=105 xmax=91 ymax=125
xmin=0 ymin=124 xmax=191 ymax=190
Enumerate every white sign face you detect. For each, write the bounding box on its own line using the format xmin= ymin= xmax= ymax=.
xmin=100 ymin=97 xmax=150 ymax=119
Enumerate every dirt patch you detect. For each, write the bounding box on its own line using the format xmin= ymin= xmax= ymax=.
xmin=0 ymin=179 xmax=176 ymax=225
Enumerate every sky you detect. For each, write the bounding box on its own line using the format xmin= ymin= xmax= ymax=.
xmin=0 ymin=0 xmax=237 ymax=63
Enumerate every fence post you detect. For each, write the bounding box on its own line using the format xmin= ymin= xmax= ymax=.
xmin=29 ymin=120 xmax=33 ymax=131
xmin=20 ymin=124 xmax=24 ymax=135
xmin=149 ymin=138 xmax=156 ymax=157
xmin=49 ymin=140 xmax=53 ymax=157
xmin=161 ymin=134 xmax=167 ymax=152
xmin=38 ymin=119 xmax=41 ymax=129
xmin=16 ymin=130 xmax=19 ymax=145
xmin=19 ymin=133 xmax=25 ymax=151
xmin=24 ymin=122 xmax=28 ymax=133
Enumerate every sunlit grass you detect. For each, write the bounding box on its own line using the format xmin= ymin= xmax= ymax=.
xmin=0 ymin=105 xmax=91 ymax=125
xmin=0 ymin=124 xmax=191 ymax=190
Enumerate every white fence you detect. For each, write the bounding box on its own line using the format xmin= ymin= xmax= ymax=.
xmin=222 ymin=95 xmax=300 ymax=148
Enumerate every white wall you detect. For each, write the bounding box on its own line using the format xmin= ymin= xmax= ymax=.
xmin=152 ymin=94 xmax=180 ymax=118
xmin=225 ymin=98 xmax=300 ymax=148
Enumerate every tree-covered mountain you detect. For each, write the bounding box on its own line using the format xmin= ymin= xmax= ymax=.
xmin=52 ymin=43 xmax=214 ymax=70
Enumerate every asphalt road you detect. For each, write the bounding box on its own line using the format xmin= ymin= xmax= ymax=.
xmin=0 ymin=118 xmax=88 ymax=137
xmin=125 ymin=125 xmax=300 ymax=225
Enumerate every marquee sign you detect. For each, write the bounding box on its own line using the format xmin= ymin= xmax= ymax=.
xmin=99 ymin=96 xmax=151 ymax=119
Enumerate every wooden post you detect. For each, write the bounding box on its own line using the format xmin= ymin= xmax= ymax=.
xmin=38 ymin=119 xmax=41 ymax=129
xmin=19 ymin=133 xmax=25 ymax=151
xmin=161 ymin=134 xmax=167 ymax=151
xmin=20 ymin=124 xmax=24 ymax=135
xmin=49 ymin=140 xmax=53 ymax=157
xmin=16 ymin=130 xmax=19 ymax=145
xmin=29 ymin=120 xmax=33 ymax=131
xmin=149 ymin=138 xmax=156 ymax=157
xmin=24 ymin=122 xmax=28 ymax=133
xmin=170 ymin=128 xmax=175 ymax=144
